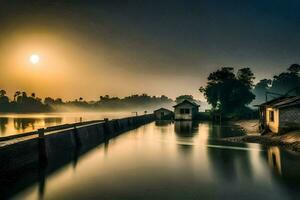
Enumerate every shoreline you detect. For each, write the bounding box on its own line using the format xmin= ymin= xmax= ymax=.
xmin=225 ymin=120 xmax=300 ymax=152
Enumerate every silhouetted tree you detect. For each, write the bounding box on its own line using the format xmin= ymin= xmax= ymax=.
xmin=14 ymin=91 xmax=21 ymax=102
xmin=0 ymin=90 xmax=6 ymax=97
xmin=252 ymin=64 xmax=300 ymax=104
xmin=0 ymin=90 xmax=174 ymax=113
xmin=252 ymin=79 xmax=272 ymax=104
xmin=200 ymin=67 xmax=255 ymax=117
xmin=0 ymin=89 xmax=9 ymax=112
xmin=236 ymin=68 xmax=255 ymax=88
xmin=287 ymin=63 xmax=300 ymax=74
xmin=175 ymin=95 xmax=195 ymax=104
xmin=271 ymin=64 xmax=300 ymax=96
xmin=44 ymin=97 xmax=55 ymax=105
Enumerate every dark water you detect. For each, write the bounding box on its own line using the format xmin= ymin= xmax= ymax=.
xmin=0 ymin=112 xmax=132 ymax=136
xmin=7 ymin=121 xmax=300 ymax=200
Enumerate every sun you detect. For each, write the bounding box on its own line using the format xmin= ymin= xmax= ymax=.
xmin=29 ymin=54 xmax=40 ymax=64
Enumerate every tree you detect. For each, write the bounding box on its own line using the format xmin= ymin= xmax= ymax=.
xmin=287 ymin=63 xmax=300 ymax=75
xmin=175 ymin=95 xmax=195 ymax=104
xmin=237 ymin=68 xmax=255 ymax=88
xmin=0 ymin=89 xmax=9 ymax=112
xmin=14 ymin=91 xmax=21 ymax=102
xmin=0 ymin=89 xmax=6 ymax=97
xmin=200 ymin=67 xmax=255 ymax=116
xmin=270 ymin=64 xmax=300 ymax=96
xmin=252 ymin=79 xmax=271 ymax=104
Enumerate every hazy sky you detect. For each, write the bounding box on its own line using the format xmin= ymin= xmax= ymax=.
xmin=0 ymin=0 xmax=299 ymax=100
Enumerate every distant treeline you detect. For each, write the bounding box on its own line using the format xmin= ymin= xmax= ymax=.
xmin=1 ymin=64 xmax=299 ymax=116
xmin=252 ymin=64 xmax=300 ymax=104
xmin=0 ymin=92 xmax=178 ymax=113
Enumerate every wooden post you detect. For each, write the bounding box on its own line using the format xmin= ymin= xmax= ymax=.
xmin=103 ymin=118 xmax=110 ymax=139
xmin=73 ymin=125 xmax=82 ymax=147
xmin=72 ymin=125 xmax=81 ymax=168
xmin=38 ymin=128 xmax=45 ymax=138
xmin=38 ymin=128 xmax=48 ymax=167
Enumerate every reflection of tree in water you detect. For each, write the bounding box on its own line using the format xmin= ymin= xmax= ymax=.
xmin=174 ymin=121 xmax=198 ymax=137
xmin=208 ymin=122 xmax=246 ymax=139
xmin=206 ymin=146 xmax=253 ymax=182
xmin=44 ymin=117 xmax=63 ymax=126
xmin=0 ymin=117 xmax=8 ymax=134
xmin=13 ymin=118 xmax=40 ymax=130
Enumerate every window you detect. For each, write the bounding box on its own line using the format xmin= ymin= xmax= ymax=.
xmin=180 ymin=109 xmax=185 ymax=114
xmin=180 ymin=108 xmax=190 ymax=114
xmin=269 ymin=110 xmax=274 ymax=122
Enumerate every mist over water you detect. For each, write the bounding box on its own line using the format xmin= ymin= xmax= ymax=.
xmin=0 ymin=112 xmax=133 ymax=136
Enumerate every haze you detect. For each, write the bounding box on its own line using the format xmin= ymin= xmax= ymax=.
xmin=0 ymin=0 xmax=299 ymax=101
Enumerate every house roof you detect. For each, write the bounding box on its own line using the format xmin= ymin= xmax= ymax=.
xmin=272 ymin=96 xmax=300 ymax=108
xmin=173 ymin=99 xmax=200 ymax=108
xmin=258 ymin=96 xmax=300 ymax=109
xmin=153 ymin=107 xmax=173 ymax=113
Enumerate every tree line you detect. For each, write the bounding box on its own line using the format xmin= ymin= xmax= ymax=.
xmin=1 ymin=63 xmax=299 ymax=117
xmin=200 ymin=64 xmax=300 ymax=118
xmin=0 ymin=92 xmax=176 ymax=113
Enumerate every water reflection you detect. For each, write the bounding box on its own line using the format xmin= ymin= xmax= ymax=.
xmin=0 ymin=117 xmax=8 ymax=133
xmin=0 ymin=112 xmax=131 ymax=136
xmin=174 ymin=121 xmax=198 ymax=136
xmin=5 ymin=121 xmax=300 ymax=200
xmin=155 ymin=120 xmax=172 ymax=127
xmin=14 ymin=118 xmax=40 ymax=131
xmin=268 ymin=147 xmax=282 ymax=175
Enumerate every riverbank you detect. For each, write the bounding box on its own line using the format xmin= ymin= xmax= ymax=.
xmin=225 ymin=120 xmax=300 ymax=152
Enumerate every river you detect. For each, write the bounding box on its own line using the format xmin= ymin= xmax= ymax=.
xmin=0 ymin=112 xmax=133 ymax=136
xmin=3 ymin=120 xmax=300 ymax=200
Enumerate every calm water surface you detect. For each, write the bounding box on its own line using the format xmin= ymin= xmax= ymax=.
xmin=0 ymin=112 xmax=132 ymax=136
xmin=8 ymin=121 xmax=300 ymax=200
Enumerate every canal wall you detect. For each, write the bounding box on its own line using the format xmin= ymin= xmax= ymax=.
xmin=0 ymin=114 xmax=154 ymax=178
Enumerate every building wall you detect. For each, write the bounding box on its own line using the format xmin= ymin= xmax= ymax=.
xmin=266 ymin=107 xmax=279 ymax=133
xmin=279 ymin=107 xmax=300 ymax=133
xmin=154 ymin=109 xmax=173 ymax=120
xmin=174 ymin=102 xmax=198 ymax=120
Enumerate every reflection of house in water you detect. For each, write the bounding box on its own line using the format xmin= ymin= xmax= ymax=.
xmin=155 ymin=120 xmax=172 ymax=127
xmin=257 ymin=96 xmax=300 ymax=133
xmin=173 ymin=100 xmax=199 ymax=120
xmin=153 ymin=108 xmax=173 ymax=120
xmin=265 ymin=146 xmax=300 ymax=189
xmin=174 ymin=121 xmax=198 ymax=136
xmin=267 ymin=147 xmax=282 ymax=175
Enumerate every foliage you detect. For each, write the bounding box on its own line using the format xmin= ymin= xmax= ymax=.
xmin=0 ymin=90 xmax=50 ymax=113
xmin=175 ymin=95 xmax=195 ymax=104
xmin=200 ymin=67 xmax=255 ymax=116
xmin=252 ymin=64 xmax=300 ymax=104
xmin=0 ymin=91 xmax=174 ymax=113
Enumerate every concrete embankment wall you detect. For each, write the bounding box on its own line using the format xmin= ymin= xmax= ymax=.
xmin=0 ymin=114 xmax=154 ymax=177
